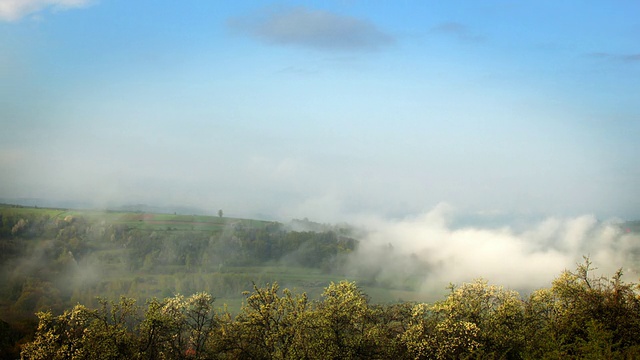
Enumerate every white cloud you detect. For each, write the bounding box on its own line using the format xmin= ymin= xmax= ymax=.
xmin=0 ymin=0 xmax=91 ymax=21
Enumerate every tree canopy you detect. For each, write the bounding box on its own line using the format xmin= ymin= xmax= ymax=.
xmin=20 ymin=259 xmax=640 ymax=359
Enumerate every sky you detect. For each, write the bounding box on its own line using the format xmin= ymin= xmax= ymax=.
xmin=1 ymin=0 xmax=639 ymax=223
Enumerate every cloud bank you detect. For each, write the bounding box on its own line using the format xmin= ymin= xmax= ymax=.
xmin=0 ymin=0 xmax=91 ymax=21
xmin=347 ymin=203 xmax=639 ymax=298
xmin=228 ymin=6 xmax=394 ymax=52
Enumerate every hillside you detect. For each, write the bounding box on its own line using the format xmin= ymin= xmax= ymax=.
xmin=0 ymin=203 xmax=370 ymax=304
xmin=0 ymin=203 xmax=432 ymax=357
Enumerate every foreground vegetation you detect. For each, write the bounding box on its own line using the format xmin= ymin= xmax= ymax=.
xmin=20 ymin=259 xmax=640 ymax=359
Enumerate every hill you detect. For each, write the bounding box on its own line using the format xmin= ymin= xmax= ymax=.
xmin=0 ymin=203 xmax=433 ymax=357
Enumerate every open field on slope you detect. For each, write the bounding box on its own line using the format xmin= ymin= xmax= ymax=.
xmin=0 ymin=203 xmax=269 ymax=232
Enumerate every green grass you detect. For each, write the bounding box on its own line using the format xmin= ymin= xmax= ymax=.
xmin=1 ymin=204 xmax=272 ymax=232
xmin=0 ymin=204 xmax=68 ymax=219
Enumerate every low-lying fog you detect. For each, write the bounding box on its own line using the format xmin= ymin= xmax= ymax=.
xmin=346 ymin=203 xmax=639 ymax=296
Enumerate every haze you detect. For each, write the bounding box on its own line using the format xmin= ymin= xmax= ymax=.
xmin=1 ymin=1 xmax=639 ymax=223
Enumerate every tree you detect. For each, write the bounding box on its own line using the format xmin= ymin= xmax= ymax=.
xmin=218 ymin=210 xmax=223 ymax=218
xmin=139 ymin=293 xmax=218 ymax=359
xmin=524 ymin=257 xmax=640 ymax=358
xmin=310 ymin=281 xmax=379 ymax=359
xmin=214 ymin=282 xmax=309 ymax=359
xmin=402 ymin=279 xmax=525 ymax=359
xmin=21 ymin=297 xmax=139 ymax=360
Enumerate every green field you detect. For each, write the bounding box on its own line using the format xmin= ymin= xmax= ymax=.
xmin=0 ymin=203 xmax=270 ymax=229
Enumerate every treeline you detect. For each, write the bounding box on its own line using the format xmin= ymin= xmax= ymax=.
xmin=20 ymin=259 xmax=640 ymax=359
xmin=0 ymin=211 xmax=357 ymax=271
xmin=127 ymin=222 xmax=357 ymax=272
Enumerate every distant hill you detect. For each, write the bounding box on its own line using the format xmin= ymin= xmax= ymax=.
xmin=0 ymin=198 xmax=213 ymax=217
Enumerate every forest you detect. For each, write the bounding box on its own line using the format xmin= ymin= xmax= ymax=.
xmin=18 ymin=263 xmax=640 ymax=359
xmin=2 ymin=204 xmax=640 ymax=359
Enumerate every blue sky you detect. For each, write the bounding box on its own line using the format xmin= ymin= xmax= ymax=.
xmin=1 ymin=0 xmax=639 ymax=221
